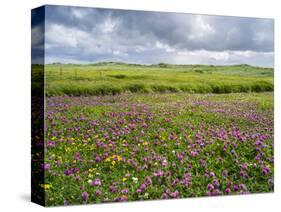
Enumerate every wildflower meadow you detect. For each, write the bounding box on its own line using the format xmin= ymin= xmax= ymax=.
xmin=39 ymin=63 xmax=274 ymax=206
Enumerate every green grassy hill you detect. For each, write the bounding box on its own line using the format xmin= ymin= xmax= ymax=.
xmin=39 ymin=63 xmax=273 ymax=96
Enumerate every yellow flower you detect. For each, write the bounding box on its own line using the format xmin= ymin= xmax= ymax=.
xmin=40 ymin=184 xmax=52 ymax=189
xmin=122 ymin=177 xmax=127 ymax=182
xmin=143 ymin=141 xmax=148 ymax=146
xmin=88 ymin=173 xmax=93 ymax=178
xmin=109 ymin=143 xmax=113 ymax=147
xmin=105 ymin=157 xmax=111 ymax=162
xmin=112 ymin=161 xmax=116 ymax=166
xmin=117 ymin=155 xmax=122 ymax=161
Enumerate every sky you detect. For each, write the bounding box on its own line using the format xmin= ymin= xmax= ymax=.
xmin=32 ymin=5 xmax=274 ymax=67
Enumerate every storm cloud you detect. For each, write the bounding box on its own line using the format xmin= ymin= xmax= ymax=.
xmin=38 ymin=5 xmax=274 ymax=67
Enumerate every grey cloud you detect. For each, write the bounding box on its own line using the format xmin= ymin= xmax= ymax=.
xmin=40 ymin=5 xmax=274 ymax=67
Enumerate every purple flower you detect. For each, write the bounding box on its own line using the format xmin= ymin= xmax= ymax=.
xmin=222 ymin=170 xmax=228 ymax=177
xmin=110 ymin=185 xmax=117 ymax=193
xmin=209 ymin=172 xmax=215 ymax=178
xmin=190 ymin=151 xmax=198 ymax=157
xmin=227 ymin=181 xmax=233 ymax=187
xmin=225 ymin=188 xmax=231 ymax=194
xmin=169 ymin=133 xmax=175 ymax=141
xmin=157 ymin=170 xmax=163 ymax=177
xmin=64 ymin=170 xmax=71 ymax=176
xmin=239 ymin=184 xmax=247 ymax=190
xmin=82 ymin=191 xmax=89 ymax=202
xmin=268 ymin=178 xmax=274 ymax=186
xmin=136 ymin=188 xmax=142 ymax=193
xmin=212 ymin=189 xmax=220 ymax=196
xmin=170 ymin=190 xmax=180 ymax=198
xmin=120 ymin=195 xmax=127 ymax=202
xmin=91 ymin=178 xmax=101 ymax=186
xmin=140 ymin=183 xmax=147 ymax=190
xmin=207 ymin=183 xmax=214 ymax=191
xmin=213 ymin=179 xmax=219 ymax=186
xmin=161 ymin=193 xmax=169 ymax=199
xmin=166 ymin=171 xmax=171 ymax=177
xmin=233 ymin=185 xmax=239 ymax=191
xmin=161 ymin=159 xmax=168 ymax=166
xmin=262 ymin=167 xmax=270 ymax=175
xmin=145 ymin=176 xmax=152 ymax=185
xmin=63 ymin=167 xmax=79 ymax=176
xmin=95 ymin=189 xmax=101 ymax=196
xmin=43 ymin=163 xmax=50 ymax=170
xmin=95 ymin=156 xmax=101 ymax=162
xmin=47 ymin=141 xmax=55 ymax=148
xmin=121 ymin=188 xmax=128 ymax=194
xmin=172 ymin=178 xmax=180 ymax=187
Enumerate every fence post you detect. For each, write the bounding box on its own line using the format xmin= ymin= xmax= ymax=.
xmin=59 ymin=66 xmax=62 ymax=78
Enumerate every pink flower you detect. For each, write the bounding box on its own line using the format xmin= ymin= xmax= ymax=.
xmin=162 ymin=159 xmax=168 ymax=166
xmin=157 ymin=170 xmax=163 ymax=177
xmin=191 ymin=151 xmax=198 ymax=157
xmin=91 ymin=178 xmax=101 ymax=186
xmin=170 ymin=190 xmax=180 ymax=198
xmin=47 ymin=141 xmax=55 ymax=148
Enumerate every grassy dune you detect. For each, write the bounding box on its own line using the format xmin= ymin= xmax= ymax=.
xmin=41 ymin=63 xmax=274 ymax=96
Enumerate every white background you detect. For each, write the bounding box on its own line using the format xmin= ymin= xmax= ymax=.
xmin=0 ymin=0 xmax=280 ymax=211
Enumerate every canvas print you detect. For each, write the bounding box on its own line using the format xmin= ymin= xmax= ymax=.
xmin=31 ymin=5 xmax=274 ymax=207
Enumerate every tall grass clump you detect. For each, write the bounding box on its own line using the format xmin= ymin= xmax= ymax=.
xmin=124 ymin=83 xmax=149 ymax=93
xmin=151 ymin=84 xmax=180 ymax=93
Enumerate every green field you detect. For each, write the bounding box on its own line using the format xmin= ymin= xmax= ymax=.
xmin=42 ymin=63 xmax=274 ymax=96
xmin=32 ymin=63 xmax=274 ymax=205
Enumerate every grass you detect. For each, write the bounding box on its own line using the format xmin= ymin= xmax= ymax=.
xmin=36 ymin=62 xmax=274 ymax=96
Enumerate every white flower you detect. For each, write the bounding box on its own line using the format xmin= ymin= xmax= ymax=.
xmin=132 ymin=177 xmax=138 ymax=183
xmin=88 ymin=179 xmax=93 ymax=184
xmin=144 ymin=192 xmax=149 ymax=198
